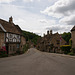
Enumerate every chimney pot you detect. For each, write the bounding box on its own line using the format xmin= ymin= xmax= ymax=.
xmin=9 ymin=16 xmax=13 ymax=23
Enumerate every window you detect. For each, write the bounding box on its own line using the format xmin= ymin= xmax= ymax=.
xmin=13 ymin=46 xmax=15 ymax=51
xmin=6 ymin=38 xmax=8 ymax=42
xmin=9 ymin=34 xmax=12 ymax=38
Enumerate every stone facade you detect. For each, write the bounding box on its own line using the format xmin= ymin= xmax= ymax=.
xmin=71 ymin=26 xmax=75 ymax=48
xmin=0 ymin=32 xmax=5 ymax=49
xmin=20 ymin=36 xmax=26 ymax=51
xmin=0 ymin=17 xmax=26 ymax=54
xmin=37 ymin=30 xmax=66 ymax=53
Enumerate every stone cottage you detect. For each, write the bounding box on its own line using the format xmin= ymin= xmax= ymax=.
xmin=0 ymin=17 xmax=26 ymax=54
xmin=71 ymin=26 xmax=75 ymax=48
xmin=37 ymin=30 xmax=66 ymax=53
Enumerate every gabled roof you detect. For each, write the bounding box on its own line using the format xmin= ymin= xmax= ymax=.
xmin=0 ymin=18 xmax=22 ymax=35
xmin=15 ymin=25 xmax=22 ymax=33
xmin=71 ymin=26 xmax=75 ymax=31
xmin=42 ymin=32 xmax=65 ymax=43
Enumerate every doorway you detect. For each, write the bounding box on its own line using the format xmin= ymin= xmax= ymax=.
xmin=6 ymin=44 xmax=9 ymax=54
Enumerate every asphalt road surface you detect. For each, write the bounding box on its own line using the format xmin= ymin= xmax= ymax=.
xmin=0 ymin=48 xmax=75 ymax=75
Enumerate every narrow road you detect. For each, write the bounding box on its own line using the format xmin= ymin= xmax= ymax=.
xmin=0 ymin=48 xmax=75 ymax=75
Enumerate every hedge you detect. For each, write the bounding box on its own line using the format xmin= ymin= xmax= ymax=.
xmin=23 ymin=44 xmax=29 ymax=53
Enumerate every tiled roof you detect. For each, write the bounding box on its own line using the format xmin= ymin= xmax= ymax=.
xmin=71 ymin=26 xmax=75 ymax=31
xmin=0 ymin=19 xmax=22 ymax=35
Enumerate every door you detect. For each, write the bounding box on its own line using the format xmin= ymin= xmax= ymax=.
xmin=6 ymin=44 xmax=9 ymax=54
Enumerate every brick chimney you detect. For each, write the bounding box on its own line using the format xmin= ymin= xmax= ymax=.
xmin=9 ymin=16 xmax=13 ymax=23
xmin=47 ymin=30 xmax=49 ymax=35
xmin=50 ymin=30 xmax=52 ymax=35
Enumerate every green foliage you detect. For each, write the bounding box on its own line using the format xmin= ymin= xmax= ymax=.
xmin=69 ymin=39 xmax=72 ymax=47
xmin=60 ymin=45 xmax=71 ymax=54
xmin=23 ymin=44 xmax=29 ymax=53
xmin=61 ymin=32 xmax=71 ymax=43
xmin=22 ymin=30 xmax=41 ymax=45
xmin=68 ymin=52 xmax=74 ymax=56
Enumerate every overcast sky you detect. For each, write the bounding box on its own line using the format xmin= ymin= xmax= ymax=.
xmin=0 ymin=0 xmax=74 ymax=36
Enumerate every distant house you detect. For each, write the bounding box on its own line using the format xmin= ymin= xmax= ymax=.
xmin=71 ymin=26 xmax=75 ymax=48
xmin=0 ymin=17 xmax=26 ymax=54
xmin=37 ymin=30 xmax=66 ymax=53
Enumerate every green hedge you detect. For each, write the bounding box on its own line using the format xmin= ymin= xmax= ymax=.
xmin=60 ymin=45 xmax=71 ymax=54
xmin=23 ymin=44 xmax=29 ymax=53
xmin=69 ymin=39 xmax=72 ymax=47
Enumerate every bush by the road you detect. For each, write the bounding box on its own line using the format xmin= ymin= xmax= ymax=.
xmin=60 ymin=45 xmax=71 ymax=54
xmin=23 ymin=44 xmax=29 ymax=53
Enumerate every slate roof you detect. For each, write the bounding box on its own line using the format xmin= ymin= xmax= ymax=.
xmin=71 ymin=26 xmax=75 ymax=31
xmin=0 ymin=18 xmax=22 ymax=35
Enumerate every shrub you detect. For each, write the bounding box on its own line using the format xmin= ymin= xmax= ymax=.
xmin=60 ymin=45 xmax=71 ymax=54
xmin=23 ymin=44 xmax=29 ymax=53
xmin=69 ymin=39 xmax=72 ymax=47
xmin=68 ymin=52 xmax=74 ymax=56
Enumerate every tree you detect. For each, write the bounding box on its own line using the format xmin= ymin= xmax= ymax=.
xmin=61 ymin=32 xmax=71 ymax=44
xmin=22 ymin=30 xmax=41 ymax=45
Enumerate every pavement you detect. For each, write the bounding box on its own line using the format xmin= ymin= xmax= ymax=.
xmin=0 ymin=48 xmax=75 ymax=75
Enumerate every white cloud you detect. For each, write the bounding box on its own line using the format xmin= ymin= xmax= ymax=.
xmin=59 ymin=15 xmax=75 ymax=25
xmin=23 ymin=0 xmax=33 ymax=2
xmin=41 ymin=0 xmax=75 ymax=18
xmin=0 ymin=0 xmax=15 ymax=3
xmin=39 ymin=19 xmax=56 ymax=25
xmin=45 ymin=25 xmax=73 ymax=34
xmin=41 ymin=0 xmax=75 ymax=25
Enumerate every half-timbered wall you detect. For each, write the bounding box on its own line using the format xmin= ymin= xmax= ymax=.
xmin=6 ymin=33 xmax=21 ymax=43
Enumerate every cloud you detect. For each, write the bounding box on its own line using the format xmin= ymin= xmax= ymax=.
xmin=41 ymin=0 xmax=75 ymax=18
xmin=0 ymin=0 xmax=15 ymax=3
xmin=45 ymin=25 xmax=73 ymax=33
xmin=41 ymin=0 xmax=75 ymax=25
xmin=39 ymin=19 xmax=56 ymax=24
xmin=23 ymin=0 xmax=33 ymax=2
xmin=23 ymin=0 xmax=41 ymax=3
xmin=59 ymin=15 xmax=75 ymax=25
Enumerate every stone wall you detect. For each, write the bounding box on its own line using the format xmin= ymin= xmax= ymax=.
xmin=20 ymin=36 xmax=26 ymax=51
xmin=72 ymin=31 xmax=75 ymax=48
xmin=0 ymin=32 xmax=5 ymax=49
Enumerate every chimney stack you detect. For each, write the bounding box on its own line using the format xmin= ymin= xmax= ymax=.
xmin=47 ymin=30 xmax=49 ymax=35
xmin=50 ymin=30 xmax=52 ymax=35
xmin=9 ymin=16 xmax=13 ymax=23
